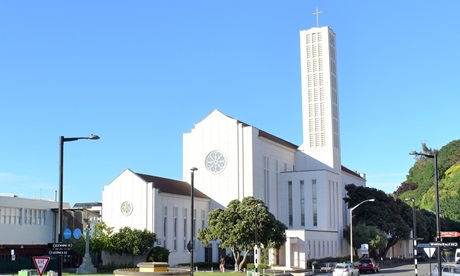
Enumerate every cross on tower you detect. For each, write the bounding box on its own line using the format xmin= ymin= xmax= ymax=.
xmin=312 ymin=7 xmax=323 ymax=27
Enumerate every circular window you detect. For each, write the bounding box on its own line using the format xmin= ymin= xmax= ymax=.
xmin=205 ymin=150 xmax=227 ymax=174
xmin=120 ymin=201 xmax=133 ymax=216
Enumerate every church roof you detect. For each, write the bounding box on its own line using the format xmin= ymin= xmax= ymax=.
xmin=207 ymin=110 xmax=299 ymax=150
xmin=135 ymin=172 xmax=210 ymax=199
xmin=341 ymin=165 xmax=365 ymax=180
xmin=258 ymin=130 xmax=299 ymax=150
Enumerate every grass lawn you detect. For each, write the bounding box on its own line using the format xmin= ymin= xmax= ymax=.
xmin=58 ymin=271 xmax=253 ymax=276
xmin=62 ymin=272 xmax=285 ymax=276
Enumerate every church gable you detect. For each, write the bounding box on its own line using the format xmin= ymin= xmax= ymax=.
xmin=135 ymin=172 xmax=209 ymax=199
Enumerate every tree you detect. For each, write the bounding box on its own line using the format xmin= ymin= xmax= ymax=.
xmin=344 ymin=184 xmax=411 ymax=259
xmin=197 ymin=196 xmax=287 ymax=272
xmin=109 ymin=227 xmax=157 ymax=256
xmin=401 ymin=141 xmax=460 ymax=232
xmin=146 ymin=246 xmax=170 ymax=262
xmin=90 ymin=222 xmax=114 ymax=266
xmin=343 ymin=223 xmax=387 ymax=258
xmin=90 ymin=222 xmax=114 ymax=256
xmin=71 ymin=222 xmax=114 ymax=266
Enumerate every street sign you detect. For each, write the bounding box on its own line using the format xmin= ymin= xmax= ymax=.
xmin=429 ymin=242 xmax=458 ymax=247
xmin=187 ymin=240 xmax=192 ymax=253
xmin=441 ymin=231 xmax=460 ymax=237
xmin=33 ymin=256 xmax=50 ymax=276
xmin=424 ymin=248 xmax=436 ymax=258
xmin=63 ymin=228 xmax=72 ymax=239
xmin=47 ymin=242 xmax=73 ymax=255
xmin=73 ymin=228 xmax=82 ymax=239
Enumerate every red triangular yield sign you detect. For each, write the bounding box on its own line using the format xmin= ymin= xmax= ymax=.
xmin=33 ymin=256 xmax=50 ymax=276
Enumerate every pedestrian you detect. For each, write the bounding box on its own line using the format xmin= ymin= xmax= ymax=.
xmin=220 ymin=255 xmax=225 ymax=272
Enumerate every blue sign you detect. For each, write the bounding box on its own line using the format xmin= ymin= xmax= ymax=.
xmin=73 ymin=228 xmax=82 ymax=240
xmin=63 ymin=228 xmax=72 ymax=240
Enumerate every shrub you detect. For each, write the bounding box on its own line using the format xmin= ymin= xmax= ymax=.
xmin=146 ymin=246 xmax=170 ymax=262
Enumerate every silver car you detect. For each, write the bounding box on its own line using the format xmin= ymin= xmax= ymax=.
xmin=432 ymin=264 xmax=460 ymax=276
xmin=333 ymin=263 xmax=360 ymax=276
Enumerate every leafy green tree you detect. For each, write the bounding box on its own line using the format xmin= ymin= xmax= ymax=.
xmin=72 ymin=234 xmax=86 ymax=256
xmin=344 ymin=184 xmax=411 ymax=260
xmin=90 ymin=222 xmax=114 ymax=266
xmin=146 ymin=246 xmax=170 ymax=262
xmin=197 ymin=196 xmax=287 ymax=272
xmin=109 ymin=227 xmax=157 ymax=256
xmin=343 ymin=223 xmax=387 ymax=258
xmin=90 ymin=222 xmax=114 ymax=256
xmin=72 ymin=222 xmax=114 ymax=266
xmin=401 ymin=141 xmax=460 ymax=231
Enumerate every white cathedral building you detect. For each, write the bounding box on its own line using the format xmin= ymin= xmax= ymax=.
xmin=102 ymin=25 xmax=367 ymax=269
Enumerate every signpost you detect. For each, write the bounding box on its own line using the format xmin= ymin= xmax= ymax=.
xmin=441 ymin=231 xmax=460 ymax=238
xmin=33 ymin=256 xmax=50 ymax=276
xmin=429 ymin=242 xmax=458 ymax=247
xmin=47 ymin=243 xmax=73 ymax=255
xmin=424 ymin=248 xmax=436 ymax=276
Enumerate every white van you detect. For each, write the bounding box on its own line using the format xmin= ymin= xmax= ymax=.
xmin=455 ymin=248 xmax=460 ymax=263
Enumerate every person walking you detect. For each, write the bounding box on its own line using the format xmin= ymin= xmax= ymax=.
xmin=220 ymin=256 xmax=225 ymax=272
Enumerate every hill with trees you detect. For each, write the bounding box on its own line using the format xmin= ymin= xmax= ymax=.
xmin=395 ymin=139 xmax=460 ymax=230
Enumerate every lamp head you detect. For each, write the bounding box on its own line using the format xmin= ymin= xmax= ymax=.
xmin=190 ymin=167 xmax=198 ymax=171
xmin=409 ymin=151 xmax=418 ymax=156
xmin=89 ymin=134 xmax=100 ymax=140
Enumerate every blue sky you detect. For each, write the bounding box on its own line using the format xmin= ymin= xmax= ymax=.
xmin=1 ymin=1 xmax=459 ymax=205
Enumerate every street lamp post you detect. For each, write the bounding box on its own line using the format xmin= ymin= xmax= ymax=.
xmin=254 ymin=203 xmax=263 ymax=274
xmin=58 ymin=134 xmax=99 ymax=276
xmin=405 ymin=198 xmax=417 ymax=276
xmin=350 ymin=198 xmax=375 ymax=264
xmin=410 ymin=151 xmax=440 ymax=276
xmin=190 ymin=167 xmax=198 ymax=276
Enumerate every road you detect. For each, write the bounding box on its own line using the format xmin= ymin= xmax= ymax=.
xmin=373 ymin=261 xmax=437 ymax=276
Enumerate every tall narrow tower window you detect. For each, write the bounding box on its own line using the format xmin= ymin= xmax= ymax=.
xmin=312 ymin=179 xmax=318 ymax=226
xmin=264 ymin=156 xmax=270 ymax=205
xmin=288 ymin=181 xmax=293 ymax=226
xmin=174 ymin=207 xmax=178 ymax=251
xmin=300 ymin=180 xmax=305 ymax=226
xmin=163 ymin=206 xmax=168 ymax=248
xmin=183 ymin=208 xmax=187 ymax=250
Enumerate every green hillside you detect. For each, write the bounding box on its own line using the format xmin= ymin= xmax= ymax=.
xmin=396 ymin=139 xmax=460 ymax=229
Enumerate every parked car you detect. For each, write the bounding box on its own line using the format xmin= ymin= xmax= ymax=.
xmin=321 ymin=262 xmax=337 ymax=273
xmin=432 ymin=264 xmax=460 ymax=276
xmin=416 ymin=251 xmax=428 ymax=262
xmin=358 ymin=258 xmax=379 ymax=273
xmin=333 ymin=263 xmax=359 ymax=276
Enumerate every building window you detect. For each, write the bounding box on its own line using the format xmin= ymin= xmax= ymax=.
xmin=201 ymin=209 xmax=205 ymax=230
xmin=300 ymin=180 xmax=305 ymax=226
xmin=23 ymin=208 xmax=44 ymax=226
xmin=193 ymin=209 xmax=197 ymax=239
xmin=264 ymin=156 xmax=270 ymax=205
xmin=1 ymin=207 xmax=22 ymax=225
xmin=312 ymin=179 xmax=317 ymax=226
xmin=288 ymin=181 xmax=293 ymax=226
xmin=313 ymin=241 xmax=316 ymax=257
xmin=183 ymin=208 xmax=188 ymax=251
xmin=163 ymin=206 xmax=167 ymax=248
xmin=174 ymin=207 xmax=178 ymax=251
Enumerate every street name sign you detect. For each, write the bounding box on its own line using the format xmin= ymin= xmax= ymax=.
xmin=33 ymin=256 xmax=50 ymax=276
xmin=429 ymin=242 xmax=458 ymax=247
xmin=48 ymin=242 xmax=73 ymax=255
xmin=440 ymin=231 xmax=460 ymax=238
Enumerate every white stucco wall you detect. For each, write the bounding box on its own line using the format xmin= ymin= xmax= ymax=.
xmin=183 ymin=110 xmax=242 ymax=210
xmin=102 ymin=169 xmax=210 ymax=266
xmin=0 ymin=195 xmax=64 ymax=244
